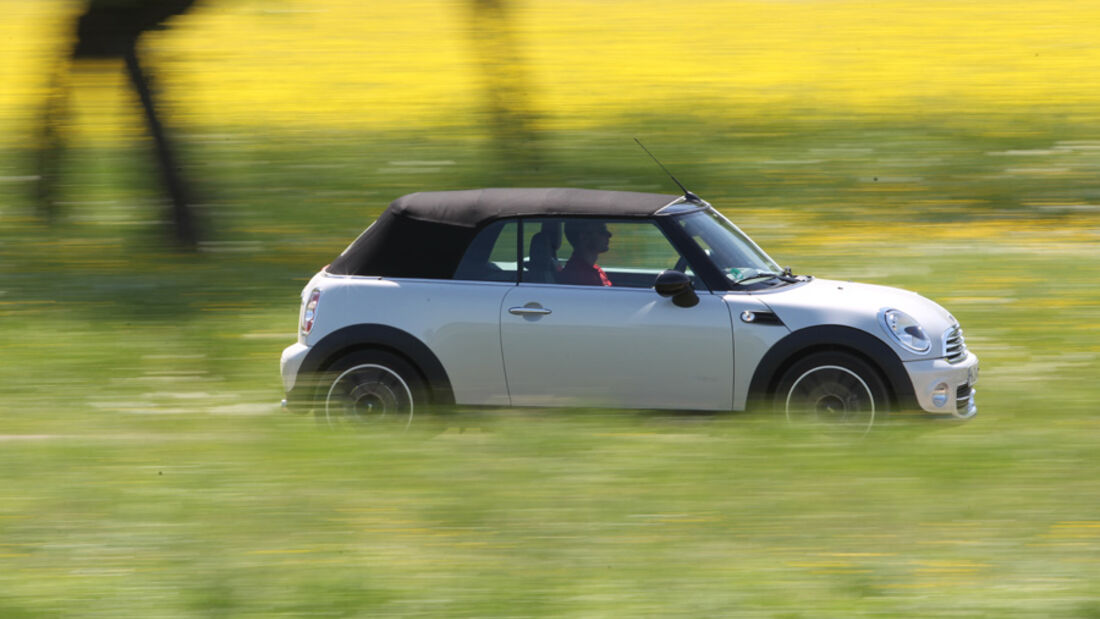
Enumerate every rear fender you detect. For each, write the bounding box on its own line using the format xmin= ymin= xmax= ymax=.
xmin=295 ymin=324 xmax=455 ymax=406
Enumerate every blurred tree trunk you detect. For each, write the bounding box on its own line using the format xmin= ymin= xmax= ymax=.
xmin=35 ymin=59 xmax=71 ymax=224
xmin=122 ymin=45 xmax=200 ymax=248
xmin=35 ymin=0 xmax=202 ymax=249
xmin=466 ymin=0 xmax=540 ymax=172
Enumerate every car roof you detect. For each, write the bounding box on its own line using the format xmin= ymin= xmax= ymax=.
xmin=389 ymin=188 xmax=683 ymax=228
xmin=327 ymin=188 xmax=694 ymax=279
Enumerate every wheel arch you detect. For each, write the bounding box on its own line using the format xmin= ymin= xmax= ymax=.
xmin=300 ymin=324 xmax=456 ymax=406
xmin=746 ymin=325 xmax=916 ymax=410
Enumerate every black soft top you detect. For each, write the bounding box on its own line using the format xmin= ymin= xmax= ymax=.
xmin=391 ymin=188 xmax=679 ymax=227
xmin=328 ymin=188 xmax=681 ymax=278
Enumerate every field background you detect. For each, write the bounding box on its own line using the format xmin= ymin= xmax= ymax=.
xmin=0 ymin=1 xmax=1098 ymax=616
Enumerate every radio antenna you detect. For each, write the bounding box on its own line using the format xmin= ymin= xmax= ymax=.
xmin=634 ymin=138 xmax=702 ymax=203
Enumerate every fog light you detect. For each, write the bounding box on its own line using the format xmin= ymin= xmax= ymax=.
xmin=931 ymin=383 xmax=950 ymax=408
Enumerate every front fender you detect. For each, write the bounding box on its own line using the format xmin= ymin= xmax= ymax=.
xmin=746 ymin=325 xmax=917 ymax=410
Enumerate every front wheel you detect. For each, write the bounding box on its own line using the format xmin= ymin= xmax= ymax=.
xmin=319 ymin=350 xmax=426 ymax=430
xmin=774 ymin=351 xmax=890 ymax=434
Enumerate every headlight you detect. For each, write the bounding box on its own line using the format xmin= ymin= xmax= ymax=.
xmin=879 ymin=309 xmax=931 ymax=353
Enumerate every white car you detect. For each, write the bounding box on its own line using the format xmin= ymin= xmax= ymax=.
xmin=281 ymin=188 xmax=978 ymax=430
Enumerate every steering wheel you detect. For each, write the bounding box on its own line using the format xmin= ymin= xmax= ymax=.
xmin=673 ymin=255 xmax=689 ymax=273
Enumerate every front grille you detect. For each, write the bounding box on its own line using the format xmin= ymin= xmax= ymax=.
xmin=956 ymin=384 xmax=972 ymax=414
xmin=943 ymin=324 xmax=967 ymax=363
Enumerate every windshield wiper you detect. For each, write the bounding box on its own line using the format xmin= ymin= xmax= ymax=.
xmin=732 ymin=267 xmax=800 ymax=285
xmin=733 ymin=272 xmax=778 ymax=284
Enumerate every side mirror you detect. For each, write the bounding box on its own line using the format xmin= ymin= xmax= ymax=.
xmin=654 ymin=270 xmax=699 ymax=308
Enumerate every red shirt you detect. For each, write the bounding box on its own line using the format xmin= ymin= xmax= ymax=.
xmin=559 ymin=256 xmax=612 ymax=286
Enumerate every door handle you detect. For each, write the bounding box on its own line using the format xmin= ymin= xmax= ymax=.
xmin=509 ymin=306 xmax=552 ymax=316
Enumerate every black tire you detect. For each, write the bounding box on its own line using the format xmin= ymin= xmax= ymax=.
xmin=774 ymin=351 xmax=890 ymax=433
xmin=318 ymin=350 xmax=426 ymax=430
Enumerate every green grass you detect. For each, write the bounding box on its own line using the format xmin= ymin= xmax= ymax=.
xmin=0 ymin=415 xmax=1096 ymax=617
xmin=0 ymin=116 xmax=1097 ymax=616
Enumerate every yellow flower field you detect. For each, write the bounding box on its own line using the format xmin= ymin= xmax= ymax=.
xmin=3 ymin=0 xmax=1100 ymax=142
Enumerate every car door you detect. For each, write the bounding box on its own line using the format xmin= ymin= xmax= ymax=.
xmin=500 ymin=218 xmax=734 ymax=410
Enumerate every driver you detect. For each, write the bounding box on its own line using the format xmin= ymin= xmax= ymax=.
xmin=559 ymin=220 xmax=613 ymax=286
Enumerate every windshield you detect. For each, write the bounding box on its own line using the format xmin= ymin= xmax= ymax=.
xmin=673 ymin=208 xmax=783 ymax=284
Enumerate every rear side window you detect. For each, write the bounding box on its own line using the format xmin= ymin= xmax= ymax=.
xmin=453 ymin=220 xmax=519 ymax=282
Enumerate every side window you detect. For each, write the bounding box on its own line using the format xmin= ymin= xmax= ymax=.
xmin=454 ymin=220 xmax=518 ymax=282
xmin=522 ymin=218 xmax=695 ymax=288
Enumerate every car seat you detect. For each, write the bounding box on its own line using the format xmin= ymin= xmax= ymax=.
xmin=526 ymin=222 xmax=562 ymax=283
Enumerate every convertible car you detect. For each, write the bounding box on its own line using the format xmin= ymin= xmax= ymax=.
xmin=281 ymin=188 xmax=978 ymax=430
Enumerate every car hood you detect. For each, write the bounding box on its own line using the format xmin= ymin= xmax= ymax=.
xmin=752 ymin=278 xmax=957 ymax=359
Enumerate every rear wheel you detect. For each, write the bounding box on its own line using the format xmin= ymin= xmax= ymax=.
xmin=319 ymin=350 xmax=426 ymax=430
xmin=774 ymin=351 xmax=889 ymax=434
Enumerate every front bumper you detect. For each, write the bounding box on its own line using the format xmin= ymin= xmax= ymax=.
xmin=902 ymin=351 xmax=979 ymax=418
